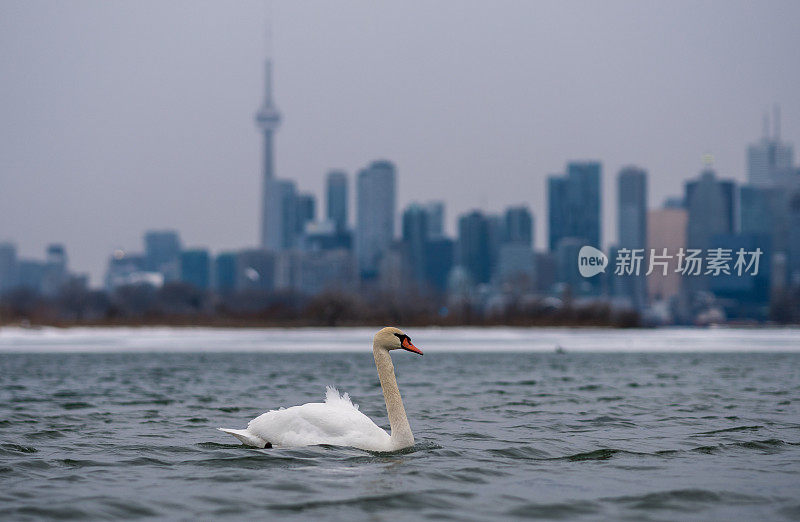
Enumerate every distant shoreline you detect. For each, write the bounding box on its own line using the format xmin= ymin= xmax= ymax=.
xmin=0 ymin=319 xmax=789 ymax=330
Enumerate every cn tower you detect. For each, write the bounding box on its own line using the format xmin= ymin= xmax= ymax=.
xmin=256 ymin=59 xmax=281 ymax=249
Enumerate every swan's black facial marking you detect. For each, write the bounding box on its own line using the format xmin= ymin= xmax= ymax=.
xmin=393 ymin=331 xmax=423 ymax=355
xmin=393 ymin=332 xmax=410 ymax=345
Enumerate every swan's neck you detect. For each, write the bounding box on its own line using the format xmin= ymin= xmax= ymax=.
xmin=373 ymin=345 xmax=414 ymax=448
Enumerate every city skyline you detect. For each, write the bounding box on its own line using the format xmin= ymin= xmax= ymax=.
xmin=1 ymin=1 xmax=799 ymax=284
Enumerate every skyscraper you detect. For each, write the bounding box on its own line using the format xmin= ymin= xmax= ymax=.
xmin=740 ymin=185 xmax=782 ymax=249
xmin=214 ymin=251 xmax=238 ymax=294
xmin=425 ymin=238 xmax=454 ymax=293
xmin=548 ymin=161 xmax=602 ymax=251
xmin=788 ymin=191 xmax=800 ymax=287
xmin=0 ymin=242 xmax=18 ymax=293
xmin=257 ymin=59 xmax=282 ymax=249
xmin=263 ymin=178 xmax=297 ymax=251
xmin=495 ymin=206 xmax=535 ymax=288
xmin=685 ymin=168 xmax=735 ymax=250
xmin=41 ymin=243 xmax=68 ymax=297
xmin=747 ymin=107 xmax=794 ymax=186
xmin=647 ymin=205 xmax=687 ymax=302
xmin=504 ymin=206 xmax=533 ymax=247
xmin=236 ymin=249 xmax=276 ymax=292
xmin=326 ymin=170 xmax=348 ymax=232
xmin=457 ymin=210 xmax=491 ymax=285
xmin=180 ymin=249 xmax=211 ymax=290
xmin=423 ymin=201 xmax=445 ymax=240
xmin=684 ymin=166 xmax=736 ymax=297
xmin=295 ymin=193 xmax=316 ymax=237
xmin=618 ymin=167 xmax=647 ymax=249
xmin=401 ymin=203 xmax=429 ymax=285
xmin=617 ymin=167 xmax=648 ymax=309
xmin=144 ymin=230 xmax=182 ymax=281
xmin=356 ymin=160 xmax=396 ymax=279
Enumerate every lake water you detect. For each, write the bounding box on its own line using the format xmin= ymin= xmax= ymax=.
xmin=1 ymin=327 xmax=799 ymax=520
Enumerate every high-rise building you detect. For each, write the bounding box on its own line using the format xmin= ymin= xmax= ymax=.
xmin=548 ymin=161 xmax=602 ymax=251
xmin=295 ymin=193 xmax=316 ymax=237
xmin=303 ymin=220 xmax=352 ymax=251
xmin=401 ymin=203 xmax=429 ymax=285
xmin=356 ymin=160 xmax=396 ymax=279
xmin=180 ymin=249 xmax=211 ymax=290
xmin=425 ymin=238 xmax=454 ymax=293
xmin=326 ymin=170 xmax=348 ymax=232
xmin=236 ymin=249 xmax=276 ymax=291
xmin=492 ymin=206 xmax=535 ymax=288
xmin=486 ymin=215 xmax=504 ymax=275
xmin=617 ymin=167 xmax=648 ymax=309
xmin=263 ymin=178 xmax=297 ymax=251
xmin=647 ymin=206 xmax=687 ymax=302
xmin=747 ymin=107 xmax=794 ymax=186
xmin=257 ymin=59 xmax=282 ymax=249
xmin=214 ymin=252 xmax=238 ymax=294
xmin=17 ymin=260 xmax=45 ymax=292
xmin=554 ymin=237 xmax=587 ymax=295
xmin=708 ymin=233 xmax=772 ymax=316
xmin=534 ymin=251 xmax=556 ymax=294
xmin=0 ymin=242 xmax=18 ymax=293
xmin=787 ymin=190 xmax=800 ymax=288
xmin=144 ymin=230 xmax=182 ymax=281
xmin=457 ymin=211 xmax=491 ymax=285
xmin=423 ymin=201 xmax=445 ymax=240
xmin=504 ymin=206 xmax=533 ymax=247
xmin=105 ymin=250 xmax=147 ymax=291
xmin=41 ymin=244 xmax=68 ymax=297
xmin=495 ymin=244 xmax=535 ymax=288
xmin=684 ymin=166 xmax=736 ymax=298
xmin=295 ymin=249 xmax=356 ymax=295
xmin=685 ymin=168 xmax=735 ymax=250
xmin=618 ymin=167 xmax=647 ymax=249
xmin=741 ymin=185 xmax=783 ymax=249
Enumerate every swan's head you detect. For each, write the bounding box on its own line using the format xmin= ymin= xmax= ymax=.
xmin=374 ymin=327 xmax=423 ymax=355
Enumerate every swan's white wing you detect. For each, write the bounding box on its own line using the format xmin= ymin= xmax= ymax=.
xmin=223 ymin=387 xmax=392 ymax=452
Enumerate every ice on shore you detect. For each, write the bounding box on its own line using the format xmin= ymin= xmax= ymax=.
xmin=0 ymin=326 xmax=798 ymax=353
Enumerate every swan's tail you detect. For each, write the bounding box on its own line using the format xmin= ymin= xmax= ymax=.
xmin=218 ymin=428 xmax=270 ymax=448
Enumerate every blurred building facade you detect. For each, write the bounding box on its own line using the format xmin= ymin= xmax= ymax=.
xmin=616 ymin=166 xmax=648 ymax=309
xmin=356 ymin=160 xmax=396 ymax=280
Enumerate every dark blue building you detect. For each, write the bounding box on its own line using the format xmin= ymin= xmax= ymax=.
xmin=425 ymin=238 xmax=454 ymax=293
xmin=326 ymin=170 xmax=348 ymax=232
xmin=457 ymin=211 xmax=491 ymax=285
xmin=709 ymin=233 xmax=771 ymax=319
xmin=180 ymin=249 xmax=211 ymax=290
xmin=548 ymin=161 xmax=602 ymax=252
xmin=504 ymin=206 xmax=533 ymax=247
xmin=144 ymin=230 xmax=182 ymax=281
xmin=214 ymin=252 xmax=238 ymax=294
xmin=402 ymin=204 xmax=429 ymax=286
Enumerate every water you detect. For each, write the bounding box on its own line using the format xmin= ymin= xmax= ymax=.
xmin=1 ymin=327 xmax=799 ymax=520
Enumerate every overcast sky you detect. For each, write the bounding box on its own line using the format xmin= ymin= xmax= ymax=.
xmin=1 ymin=0 xmax=799 ymax=285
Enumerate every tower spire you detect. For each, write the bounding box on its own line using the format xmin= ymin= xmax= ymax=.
xmin=264 ymin=1 xmax=273 ymax=59
xmin=256 ymin=9 xmax=281 ymax=248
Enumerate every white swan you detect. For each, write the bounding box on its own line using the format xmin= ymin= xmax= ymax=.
xmin=219 ymin=327 xmax=423 ymax=452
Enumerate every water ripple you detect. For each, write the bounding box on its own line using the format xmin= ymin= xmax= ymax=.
xmin=0 ymin=347 xmax=798 ymax=520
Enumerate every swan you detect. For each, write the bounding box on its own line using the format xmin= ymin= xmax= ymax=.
xmin=219 ymin=327 xmax=423 ymax=452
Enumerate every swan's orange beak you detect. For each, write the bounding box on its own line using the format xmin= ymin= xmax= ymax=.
xmin=402 ymin=337 xmax=423 ymax=355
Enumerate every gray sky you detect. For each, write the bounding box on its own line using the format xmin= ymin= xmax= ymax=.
xmin=1 ymin=0 xmax=799 ymax=286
